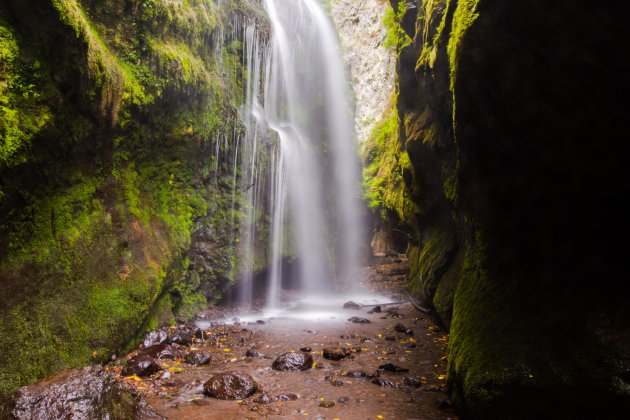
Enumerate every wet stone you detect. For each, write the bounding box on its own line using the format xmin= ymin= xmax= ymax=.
xmin=277 ymin=393 xmax=298 ymax=401
xmin=404 ymin=377 xmax=422 ymax=387
xmin=403 ymin=343 xmax=417 ymax=349
xmin=272 ymin=352 xmax=314 ymax=371
xmin=254 ymin=393 xmax=274 ymax=404
xmin=323 ymin=347 xmax=351 ymax=361
xmin=436 ymin=399 xmax=453 ymax=409
xmin=385 ymin=335 xmax=396 ymax=341
xmin=121 ymin=356 xmax=162 ymax=377
xmin=256 ymin=320 xmax=266 ymax=324
xmin=9 ymin=366 xmax=164 ymax=420
xmin=143 ymin=330 xmax=168 ymax=348
xmin=345 ymin=370 xmax=370 ymax=378
xmin=343 ymin=301 xmax=361 ymax=309
xmin=378 ymin=363 xmax=409 ymax=373
xmin=203 ymin=371 xmax=258 ymax=400
xmin=319 ymin=400 xmax=336 ymax=408
xmin=184 ymin=351 xmax=212 ymax=365
xmin=140 ymin=344 xmax=181 ymax=360
xmin=170 ymin=330 xmax=194 ymax=346
xmin=299 ymin=346 xmax=312 ymax=352
xmin=372 ymin=377 xmax=397 ymax=388
xmin=348 ymin=316 xmax=371 ymax=324
xmin=246 ymin=349 xmax=262 ymax=358
xmin=394 ymin=323 xmax=408 ymax=333
xmin=338 ymin=396 xmax=350 ymax=403
xmin=367 ymin=305 xmax=382 ymax=314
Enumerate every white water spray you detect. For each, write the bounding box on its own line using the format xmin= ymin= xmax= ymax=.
xmin=232 ymin=0 xmax=364 ymax=308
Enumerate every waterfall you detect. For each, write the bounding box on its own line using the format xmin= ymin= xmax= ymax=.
xmin=231 ymin=0 xmax=364 ymax=308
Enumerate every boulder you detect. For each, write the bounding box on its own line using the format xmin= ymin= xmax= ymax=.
xmin=272 ymin=352 xmax=313 ymax=371
xmin=203 ymin=372 xmax=258 ymax=400
xmin=140 ymin=344 xmax=181 ymax=360
xmin=8 ymin=366 xmax=164 ymax=419
xmin=121 ymin=356 xmax=162 ymax=377
xmin=323 ymin=347 xmax=351 ymax=361
xmin=184 ymin=351 xmax=212 ymax=366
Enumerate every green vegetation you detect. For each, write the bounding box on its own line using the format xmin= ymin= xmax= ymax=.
xmin=383 ymin=1 xmax=412 ymax=52
xmin=362 ymin=104 xmax=418 ymax=223
xmin=0 ymin=0 xmax=261 ymax=399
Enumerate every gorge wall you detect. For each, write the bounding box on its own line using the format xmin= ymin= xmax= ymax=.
xmin=0 ymin=0 xmax=267 ymax=399
xmin=365 ymin=0 xmax=630 ymax=417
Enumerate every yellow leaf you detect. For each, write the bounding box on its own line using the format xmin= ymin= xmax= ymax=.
xmin=223 ymin=348 xmax=231 ymax=352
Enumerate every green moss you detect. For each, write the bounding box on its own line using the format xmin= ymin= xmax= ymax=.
xmin=408 ymin=228 xmax=457 ymax=302
xmin=0 ymin=18 xmax=52 ymax=170
xmin=362 ymin=104 xmax=419 ymax=223
xmin=383 ymin=1 xmax=412 ymax=52
xmin=447 ymin=0 xmax=480 ymax=90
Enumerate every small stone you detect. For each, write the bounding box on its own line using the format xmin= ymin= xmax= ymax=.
xmin=121 ymin=356 xmax=162 ymax=377
xmin=171 ymin=330 xmax=194 ymax=346
xmin=256 ymin=320 xmax=266 ymax=324
xmin=246 ymin=349 xmax=262 ymax=358
xmin=367 ymin=305 xmax=382 ymax=314
xmin=254 ymin=393 xmax=273 ymax=404
xmin=250 ymin=406 xmax=258 ymax=411
xmin=143 ymin=330 xmax=168 ymax=348
xmin=337 ymin=396 xmax=350 ymax=403
xmin=140 ymin=344 xmax=181 ymax=360
xmin=203 ymin=372 xmax=258 ymax=400
xmin=372 ymin=377 xmax=397 ymax=388
xmin=277 ymin=393 xmax=298 ymax=401
xmin=272 ymin=352 xmax=314 ymax=371
xmin=394 ymin=323 xmax=407 ymax=333
xmin=403 ymin=343 xmax=417 ymax=349
xmin=343 ymin=301 xmax=361 ymax=309
xmin=323 ymin=347 xmax=351 ymax=361
xmin=299 ymin=347 xmax=312 ymax=352
xmin=184 ymin=351 xmax=212 ymax=366
xmin=348 ymin=317 xmax=371 ymax=324
xmin=319 ymin=400 xmax=335 ymax=408
xmin=378 ymin=363 xmax=409 ymax=373
xmin=404 ymin=377 xmax=422 ymax=387
xmin=385 ymin=335 xmax=396 ymax=341
xmin=345 ymin=371 xmax=369 ymax=378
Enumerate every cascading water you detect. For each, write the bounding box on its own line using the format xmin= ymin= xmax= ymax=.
xmin=231 ymin=0 xmax=365 ymax=309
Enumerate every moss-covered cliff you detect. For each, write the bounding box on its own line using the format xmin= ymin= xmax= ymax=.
xmin=0 ymin=0 xmax=265 ymax=399
xmin=367 ymin=0 xmax=630 ymax=417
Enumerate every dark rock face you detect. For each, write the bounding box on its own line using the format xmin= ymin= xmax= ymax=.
xmin=203 ymin=372 xmax=258 ymax=400
xmin=272 ymin=352 xmax=314 ymax=371
xmin=121 ymin=356 xmax=162 ymax=377
xmin=8 ymin=366 xmax=163 ymax=419
xmin=381 ymin=0 xmax=630 ymax=417
xmin=323 ymin=348 xmax=351 ymax=361
xmin=184 ymin=351 xmax=212 ymax=366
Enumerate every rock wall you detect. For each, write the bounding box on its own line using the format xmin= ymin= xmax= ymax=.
xmin=0 ymin=0 xmax=266 ymax=399
xmin=370 ymin=0 xmax=630 ymax=417
xmin=331 ymin=0 xmax=395 ymax=145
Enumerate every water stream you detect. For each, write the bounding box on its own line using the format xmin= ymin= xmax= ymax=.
xmin=230 ymin=0 xmax=365 ymax=309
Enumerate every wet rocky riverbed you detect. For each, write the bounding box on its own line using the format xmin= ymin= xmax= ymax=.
xmin=114 ymin=255 xmax=456 ymax=419
xmin=5 ymin=255 xmax=456 ymax=419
